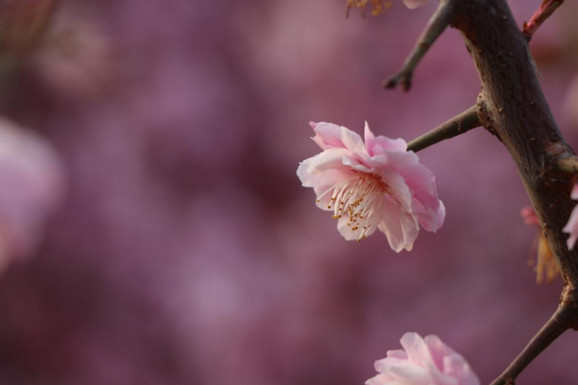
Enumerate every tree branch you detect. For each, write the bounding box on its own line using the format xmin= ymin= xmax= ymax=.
xmin=523 ymin=0 xmax=564 ymax=41
xmin=489 ymin=298 xmax=573 ymax=385
xmin=407 ymin=105 xmax=480 ymax=152
xmin=383 ymin=0 xmax=454 ymax=91
xmin=440 ymin=0 xmax=578 ymax=382
xmin=384 ymin=0 xmax=578 ymax=381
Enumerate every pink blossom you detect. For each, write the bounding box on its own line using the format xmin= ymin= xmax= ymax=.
xmin=366 ymin=332 xmax=480 ymax=385
xmin=520 ymin=206 xmax=539 ymax=226
xmin=297 ymin=121 xmax=445 ymax=252
xmin=403 ymin=0 xmax=428 ymax=10
xmin=563 ymin=185 xmax=578 ymax=250
xmin=0 ymin=119 xmax=65 ymax=270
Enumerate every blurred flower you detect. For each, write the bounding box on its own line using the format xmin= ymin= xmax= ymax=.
xmin=366 ymin=332 xmax=480 ymax=385
xmin=520 ymin=206 xmax=539 ymax=225
xmin=345 ymin=0 xmax=427 ymax=16
xmin=0 ymin=118 xmax=65 ymax=271
xmin=33 ymin=11 xmax=114 ymax=99
xmin=297 ymin=121 xmax=444 ymax=252
xmin=521 ymin=206 xmax=559 ymax=283
xmin=402 ymin=0 xmax=428 ymax=10
xmin=346 ymin=0 xmax=391 ymax=16
xmin=563 ymin=185 xmax=578 ymax=250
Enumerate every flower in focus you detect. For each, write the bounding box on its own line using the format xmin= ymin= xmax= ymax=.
xmin=0 ymin=118 xmax=65 ymax=271
xmin=366 ymin=332 xmax=480 ymax=385
xmin=563 ymin=184 xmax=578 ymax=250
xmin=521 ymin=206 xmax=559 ymax=283
xmin=297 ymin=121 xmax=445 ymax=252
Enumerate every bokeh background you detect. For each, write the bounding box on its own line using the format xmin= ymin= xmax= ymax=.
xmin=0 ymin=0 xmax=577 ymax=384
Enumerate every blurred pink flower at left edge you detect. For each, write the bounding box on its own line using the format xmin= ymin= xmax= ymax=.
xmin=563 ymin=184 xmax=578 ymax=250
xmin=366 ymin=332 xmax=480 ymax=385
xmin=296 ymin=121 xmax=445 ymax=252
xmin=0 ymin=118 xmax=65 ymax=271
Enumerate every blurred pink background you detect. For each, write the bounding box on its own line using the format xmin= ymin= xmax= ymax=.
xmin=0 ymin=0 xmax=578 ymax=384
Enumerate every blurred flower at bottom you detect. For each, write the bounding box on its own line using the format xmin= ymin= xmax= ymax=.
xmin=366 ymin=332 xmax=480 ymax=385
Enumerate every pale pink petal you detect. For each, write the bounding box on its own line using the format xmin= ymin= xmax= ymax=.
xmin=386 ymin=362 xmax=431 ymax=384
xmin=340 ymin=124 xmax=366 ymax=154
xmin=563 ymin=184 xmax=578 ymax=250
xmin=377 ymin=198 xmax=419 ymax=252
xmin=386 ymin=350 xmax=408 ymax=360
xmin=385 ymin=151 xmax=444 ymax=232
xmin=365 ymin=121 xmax=407 ymax=156
xmin=310 ymin=121 xmax=345 ymax=150
xmin=443 ymin=355 xmax=479 ymax=385
xmin=311 ymin=121 xmax=365 ymax=154
xmin=342 ymin=154 xmax=373 ymax=173
xmin=572 ymin=184 xmax=578 ymax=200
xmin=400 ymin=333 xmax=439 ymax=370
xmin=403 ymin=0 xmax=429 ymax=9
xmin=563 ymin=205 xmax=578 ymax=250
xmin=297 ymin=148 xmax=352 ymax=187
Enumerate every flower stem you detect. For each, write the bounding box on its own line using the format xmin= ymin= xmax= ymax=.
xmin=407 ymin=105 xmax=479 ymax=152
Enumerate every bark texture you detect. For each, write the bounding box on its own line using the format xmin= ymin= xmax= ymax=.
xmin=452 ymin=0 xmax=578 ymax=292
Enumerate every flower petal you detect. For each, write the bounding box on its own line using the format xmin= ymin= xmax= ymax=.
xmin=310 ymin=121 xmax=345 ymax=150
xmin=365 ymin=122 xmax=407 ymax=157
xmin=311 ymin=121 xmax=365 ymax=154
xmin=297 ymin=148 xmax=351 ymax=187
xmin=377 ymin=198 xmax=419 ymax=252
xmin=563 ymin=205 xmax=578 ymax=250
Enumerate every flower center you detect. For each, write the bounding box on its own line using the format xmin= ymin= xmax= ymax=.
xmin=326 ymin=172 xmax=388 ymax=239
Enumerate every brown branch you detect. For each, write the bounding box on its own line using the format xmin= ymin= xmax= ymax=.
xmin=383 ymin=0 xmax=454 ymax=91
xmin=489 ymin=299 xmax=572 ymax=385
xmin=523 ymin=0 xmax=564 ymax=41
xmin=444 ymin=0 xmax=578 ymax=382
xmin=407 ymin=105 xmax=480 ymax=152
xmin=385 ymin=0 xmax=578 ymax=382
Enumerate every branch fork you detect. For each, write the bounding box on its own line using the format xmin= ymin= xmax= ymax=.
xmin=384 ymin=0 xmax=574 ymax=383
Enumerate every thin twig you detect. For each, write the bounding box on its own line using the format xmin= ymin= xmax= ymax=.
xmin=407 ymin=105 xmax=479 ymax=152
xmin=384 ymin=0 xmax=454 ymax=91
xmin=489 ymin=298 xmax=573 ymax=385
xmin=523 ymin=0 xmax=564 ymax=41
